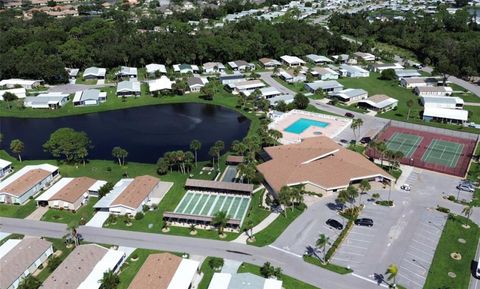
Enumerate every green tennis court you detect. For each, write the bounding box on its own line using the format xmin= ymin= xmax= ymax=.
xmin=421 ymin=139 xmax=464 ymax=168
xmin=385 ymin=132 xmax=423 ymax=158
xmin=174 ymin=191 xmax=251 ymax=224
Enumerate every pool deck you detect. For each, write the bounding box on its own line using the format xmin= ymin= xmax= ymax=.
xmin=270 ymin=110 xmax=352 ymax=144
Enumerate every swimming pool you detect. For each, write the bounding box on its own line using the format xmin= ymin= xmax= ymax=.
xmin=284 ymin=118 xmax=330 ymax=134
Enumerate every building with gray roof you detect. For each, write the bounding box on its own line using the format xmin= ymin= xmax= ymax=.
xmin=304 ymin=80 xmax=344 ymax=93
xmin=83 ymin=67 xmax=106 ymax=79
xmin=73 ymin=89 xmax=107 ymax=106
xmin=117 ymin=80 xmax=141 ymax=97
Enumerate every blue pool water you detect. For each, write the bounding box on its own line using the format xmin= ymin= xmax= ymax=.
xmin=284 ymin=118 xmax=330 ymax=134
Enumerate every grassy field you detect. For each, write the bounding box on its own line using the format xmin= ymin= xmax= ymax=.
xmin=238 ymin=262 xmax=320 ymax=289
xmin=273 ymin=77 xmax=307 ymax=94
xmin=41 ymin=197 xmax=98 ymax=225
xmin=241 ymin=189 xmax=270 ymax=231
xmin=198 ymin=257 xmax=221 ymax=289
xmin=337 ymin=73 xmax=480 ymax=133
xmin=423 ymin=215 xmax=479 ymax=289
xmin=303 ymin=255 xmax=353 ymax=275
xmin=250 ymin=205 xmax=306 ymax=247
xmin=466 ymin=162 xmax=480 ymax=207
xmin=465 ymin=106 xmax=480 ymax=123
xmin=305 ymin=104 xmax=340 ymax=116
xmin=0 ymin=199 xmax=37 ymax=218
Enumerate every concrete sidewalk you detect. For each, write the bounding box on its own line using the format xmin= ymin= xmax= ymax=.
xmin=232 ymin=212 xmax=280 ymax=244
xmin=25 ymin=206 xmax=48 ymax=221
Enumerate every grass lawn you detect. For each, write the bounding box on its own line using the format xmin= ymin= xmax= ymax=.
xmin=375 ymin=41 xmax=419 ymax=62
xmin=456 ymin=93 xmax=480 ymax=103
xmin=41 ymin=197 xmax=98 ymax=225
xmin=241 ymin=189 xmax=270 ymax=230
xmin=465 ymin=106 xmax=480 ymax=123
xmin=250 ymin=205 xmax=306 ymax=247
xmin=238 ymin=262 xmax=320 ymax=289
xmin=273 ymin=77 xmax=306 ymax=94
xmin=347 ymin=143 xmax=366 ymax=154
xmin=198 ymin=257 xmax=222 ymax=289
xmin=0 ymin=233 xmax=24 ymax=246
xmin=0 ymin=199 xmax=37 ymax=218
xmin=337 ymin=74 xmax=480 ymax=133
xmin=467 ymin=162 xmax=480 ymax=207
xmin=305 ymin=104 xmax=340 ymax=116
xmin=303 ymin=255 xmax=353 ymax=275
xmin=423 ymin=215 xmax=479 ymax=289
xmin=334 ymin=102 xmax=367 ymax=113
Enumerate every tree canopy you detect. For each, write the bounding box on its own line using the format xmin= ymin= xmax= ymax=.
xmin=43 ymin=127 xmax=92 ymax=163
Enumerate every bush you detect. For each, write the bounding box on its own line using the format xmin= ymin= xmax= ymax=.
xmin=325 ymin=220 xmax=354 ymax=261
xmin=375 ymin=200 xmax=393 ymax=206
xmin=447 ymin=195 xmax=456 ymax=201
xmin=436 ymin=205 xmax=450 ymax=214
xmin=142 ymin=204 xmax=150 ymax=212
xmin=208 ymin=257 xmax=224 ymax=270
xmin=130 ymin=252 xmax=138 ymax=260
xmin=48 ymin=256 xmax=61 ymax=272
xmin=134 ymin=212 xmax=144 ymax=220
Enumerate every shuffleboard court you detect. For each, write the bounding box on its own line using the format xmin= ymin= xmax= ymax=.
xmin=421 ymin=139 xmax=464 ymax=168
xmin=385 ymin=132 xmax=423 ymax=158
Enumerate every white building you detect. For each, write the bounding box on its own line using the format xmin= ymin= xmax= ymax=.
xmin=395 ymin=69 xmax=421 ymax=80
xmin=208 ymin=272 xmax=282 ymax=289
xmin=0 ymin=79 xmax=42 ymax=89
xmin=278 ymin=69 xmax=306 ymax=83
xmin=145 ymin=63 xmax=167 ymax=76
xmin=243 ymin=86 xmax=282 ymax=99
xmin=148 ymin=76 xmax=173 ymax=94
xmin=23 ymin=92 xmax=69 ymax=109
xmin=187 ymin=76 xmax=209 ymax=92
xmin=83 ymin=67 xmax=106 ymax=80
xmin=0 ymin=164 xmax=59 ymax=204
xmin=415 ymin=86 xmax=453 ymax=97
xmin=0 ymin=88 xmax=27 ymax=100
xmin=401 ymin=77 xmax=440 ymax=89
xmin=353 ymin=52 xmax=376 ymax=62
xmin=339 ymin=64 xmax=370 ymax=78
xmin=370 ymin=63 xmax=404 ymax=73
xmin=304 ymin=80 xmax=344 ymax=93
xmin=93 ymin=175 xmax=172 ymax=216
xmin=227 ymin=60 xmax=255 ymax=71
xmin=203 ymin=62 xmax=226 ymax=74
xmin=0 ymin=159 xmax=12 ymax=179
xmin=173 ymin=64 xmax=200 ymax=74
xmin=280 ymin=55 xmax=306 ymax=67
xmin=358 ymin=94 xmax=398 ymax=112
xmin=305 ymin=54 xmax=333 ymax=65
xmin=258 ymin=58 xmax=281 ymax=69
xmin=423 ymin=107 xmax=468 ymax=124
xmin=115 ymin=66 xmax=138 ymax=79
xmin=73 ymin=89 xmax=107 ymax=106
xmin=329 ymin=88 xmax=368 ymax=104
xmin=311 ymin=67 xmax=339 ymax=80
xmin=230 ymin=80 xmax=266 ymax=95
xmin=117 ymin=80 xmax=141 ymax=97
xmin=0 ymin=238 xmax=53 ymax=289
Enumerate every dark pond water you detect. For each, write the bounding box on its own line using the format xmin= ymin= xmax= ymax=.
xmin=0 ymin=103 xmax=250 ymax=163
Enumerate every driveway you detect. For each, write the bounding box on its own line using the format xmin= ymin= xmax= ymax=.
xmin=259 ymin=72 xmax=295 ymax=96
xmin=86 ymin=211 xmax=110 ymax=227
xmin=221 ymin=165 xmax=238 ymax=182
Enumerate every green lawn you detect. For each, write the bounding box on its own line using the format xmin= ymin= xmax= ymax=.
xmin=241 ymin=189 xmax=270 ymax=231
xmin=303 ymin=255 xmax=353 ymax=275
xmin=198 ymin=257 xmax=222 ymax=289
xmin=41 ymin=197 xmax=98 ymax=225
xmin=337 ymin=74 xmax=480 ymax=133
xmin=467 ymin=162 xmax=480 ymax=207
xmin=456 ymin=93 xmax=480 ymax=103
xmin=465 ymin=106 xmax=480 ymax=123
xmin=0 ymin=233 xmax=24 ymax=246
xmin=0 ymin=199 xmax=37 ymax=218
xmin=423 ymin=215 xmax=479 ymax=289
xmin=305 ymin=105 xmax=340 ymax=116
xmin=250 ymin=205 xmax=306 ymax=247
xmin=273 ymin=77 xmax=306 ymax=94
xmin=238 ymin=262 xmax=320 ymax=289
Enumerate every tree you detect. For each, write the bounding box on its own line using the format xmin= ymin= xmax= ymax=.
xmin=462 ymin=205 xmax=473 ymax=224
xmin=112 ymin=146 xmax=128 ymax=166
xmin=260 ymin=262 xmax=276 ymax=278
xmin=67 ymin=220 xmax=80 ymax=247
xmin=3 ymin=92 xmax=18 ymax=110
xmin=293 ymin=93 xmax=309 ymax=109
xmin=278 ymin=186 xmax=292 ymax=216
xmin=208 ymin=257 xmax=224 ymax=270
xmin=157 ymin=157 xmax=169 ymax=175
xmin=358 ymin=179 xmax=371 ymax=205
xmin=214 ymin=140 xmax=224 ymax=169
xmin=380 ymin=69 xmax=396 ymax=80
xmin=385 ymin=263 xmax=398 ymax=287
xmin=376 ymin=141 xmax=388 ymax=167
xmin=47 ymin=255 xmax=62 ymax=272
xmin=212 ymin=210 xmax=228 ymax=236
xmin=316 ymin=233 xmax=330 ymax=263
xmin=99 ymin=270 xmax=120 ymax=289
xmin=10 ymin=139 xmax=24 ymax=162
xmin=190 ymin=139 xmax=201 ymax=167
xmin=43 ymin=128 xmax=91 ymax=163
xmin=98 ymin=182 xmax=114 ymax=198
xmin=18 ymin=275 xmax=41 ymax=289
xmin=200 ymin=82 xmax=215 ymax=100
xmin=77 ymin=147 xmax=88 ymax=166
xmin=406 ymin=99 xmax=414 ymax=121
xmin=208 ymin=146 xmax=219 ymax=169
xmin=350 ymin=118 xmax=363 ymax=142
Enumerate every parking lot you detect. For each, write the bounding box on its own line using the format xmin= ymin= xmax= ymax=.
xmin=396 ymin=210 xmax=447 ymax=289
xmin=331 ymin=203 xmax=391 ymax=270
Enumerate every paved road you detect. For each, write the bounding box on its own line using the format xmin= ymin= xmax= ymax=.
xmin=259 ymin=72 xmax=295 ymax=96
xmin=48 ymin=83 xmax=114 ymax=94
xmin=0 ymin=217 xmax=384 ymax=289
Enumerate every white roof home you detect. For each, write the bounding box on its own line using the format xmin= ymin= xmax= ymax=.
xmin=304 ymin=80 xmax=344 ymax=93
xmin=203 ymin=62 xmax=226 ymax=73
xmin=305 ymin=54 xmax=333 ymax=64
xmin=329 ymin=88 xmax=368 ymax=103
xmin=0 ymin=79 xmax=42 ymax=89
xmin=401 ymin=77 xmax=440 ymax=88
xmin=173 ymin=64 xmax=200 ymax=74
xmin=116 ymin=66 xmax=138 ymax=78
xmin=93 ymin=176 xmax=172 ymax=215
xmin=24 ymin=92 xmax=70 ymax=109
xmin=358 ymin=94 xmax=398 ymax=111
xmin=0 ymin=87 xmax=27 ymax=100
xmin=219 ymin=73 xmax=245 ymax=85
xmin=258 ymin=58 xmax=281 ymax=68
xmin=339 ymin=64 xmax=369 ymax=78
xmin=415 ymin=86 xmax=453 ymax=97
xmin=227 ymin=60 xmax=255 ymax=71
xmin=0 ymin=158 xmax=12 ymax=178
xmin=117 ymin=80 xmax=141 ymax=96
xmin=421 ymin=96 xmax=464 ymax=109
xmin=0 ymin=164 xmax=59 ymax=204
xmin=353 ymin=52 xmax=376 ymax=61
xmin=311 ymin=67 xmax=339 ymax=80
xmin=423 ymin=107 xmax=469 ymax=123
xmin=243 ymin=86 xmax=282 ymax=99
xmin=231 ymin=80 xmax=266 ymax=94
xmin=395 ymin=69 xmax=421 ymax=79
xmin=148 ymin=76 xmax=173 ymax=92
xmin=66 ymin=68 xmax=79 ymax=78
xmin=370 ymin=63 xmax=404 ymax=72
xmin=0 ymin=238 xmax=53 ymax=289
xmin=280 ymin=55 xmax=306 ymax=66
xmin=41 ymin=244 xmax=125 ymax=289
xmin=73 ymin=89 xmax=107 ymax=106
xmin=208 ymin=272 xmax=282 ymax=289
xmin=83 ymin=67 xmax=106 ymax=79
xmin=146 ymin=63 xmax=167 ymax=75
xmin=267 ymin=94 xmax=294 ymax=105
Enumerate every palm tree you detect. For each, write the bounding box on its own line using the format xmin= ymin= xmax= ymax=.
xmin=355 ymin=118 xmax=364 ymax=139
xmin=358 ymin=179 xmax=371 ymax=205
xmin=10 ymin=139 xmax=24 ymax=162
xmin=462 ymin=205 xmax=473 ymax=224
xmin=190 ymin=139 xmax=201 ymax=167
xmin=212 ymin=211 xmax=229 ymax=236
xmin=350 ymin=118 xmax=363 ymax=142
xmin=99 ymin=269 xmax=120 ymax=289
xmin=406 ymin=99 xmax=414 ymax=120
xmin=214 ymin=140 xmax=225 ymax=169
xmin=316 ymin=234 xmax=330 ymax=263
xmin=67 ymin=221 xmax=80 ymax=247
xmin=208 ymin=146 xmax=219 ymax=169
xmin=376 ymin=142 xmax=388 ymax=167
xmin=77 ymin=147 xmax=88 ymax=166
xmin=278 ymin=186 xmax=292 ymax=217
xmin=18 ymin=275 xmax=41 ymax=289
xmin=385 ymin=263 xmax=398 ymax=287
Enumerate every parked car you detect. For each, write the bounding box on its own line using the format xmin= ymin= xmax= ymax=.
xmin=345 ymin=112 xmax=355 ymax=118
xmin=355 ymin=218 xmax=374 ymax=227
xmin=457 ymin=184 xmax=474 ymax=192
xmin=339 ymin=139 xmax=349 ymax=144
xmin=360 ymin=137 xmax=371 ymax=144
xmin=400 ymin=184 xmax=411 ymax=191
xmin=326 ymin=219 xmax=344 ymax=230
xmin=476 ymin=260 xmax=480 ymax=278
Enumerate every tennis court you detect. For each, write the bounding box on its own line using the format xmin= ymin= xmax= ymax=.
xmin=385 ymin=132 xmax=423 ymax=158
xmin=421 ymin=140 xmax=464 ymax=168
xmin=174 ymin=191 xmax=250 ymax=223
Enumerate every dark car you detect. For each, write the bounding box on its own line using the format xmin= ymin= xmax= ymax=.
xmin=326 ymin=219 xmax=344 ymax=230
xmin=345 ymin=112 xmax=355 ymax=118
xmin=339 ymin=139 xmax=349 ymax=144
xmin=355 ymin=218 xmax=374 ymax=227
xmin=360 ymin=137 xmax=372 ymax=144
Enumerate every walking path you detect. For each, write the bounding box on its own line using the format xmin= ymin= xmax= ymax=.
xmin=25 ymin=206 xmax=47 ymax=221
xmin=465 ymin=102 xmax=480 ymax=106
xmin=232 ymin=212 xmax=280 ymax=244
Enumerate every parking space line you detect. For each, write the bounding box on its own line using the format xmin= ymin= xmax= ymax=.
xmin=398 ymin=273 xmax=423 ymax=288
xmin=400 ymin=265 xmax=427 ymax=280
xmin=345 ymin=237 xmax=371 ymax=243
xmin=408 ymin=246 xmax=434 ymax=258
xmin=331 ymin=257 xmax=362 ymax=263
xmin=335 ymin=250 xmax=365 ymax=256
xmin=414 ymin=234 xmax=439 ymax=245
xmin=406 ymin=252 xmax=429 ymax=263
xmin=412 ymin=239 xmax=436 ymax=250
xmin=341 ymin=244 xmax=368 ymax=250
xmin=403 ymin=259 xmax=427 ymax=274
xmin=349 ymin=231 xmax=375 ymax=237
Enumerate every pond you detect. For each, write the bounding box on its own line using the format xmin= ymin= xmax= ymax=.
xmin=0 ymin=103 xmax=250 ymax=163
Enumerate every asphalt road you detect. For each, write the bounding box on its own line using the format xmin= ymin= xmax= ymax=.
xmin=0 ymin=217 xmax=384 ymax=289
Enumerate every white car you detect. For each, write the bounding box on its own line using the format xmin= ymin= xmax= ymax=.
xmin=476 ymin=260 xmax=480 ymax=278
xmin=400 ymin=184 xmax=411 ymax=191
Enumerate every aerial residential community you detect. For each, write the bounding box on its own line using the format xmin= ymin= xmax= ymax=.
xmin=0 ymin=0 xmax=480 ymax=289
